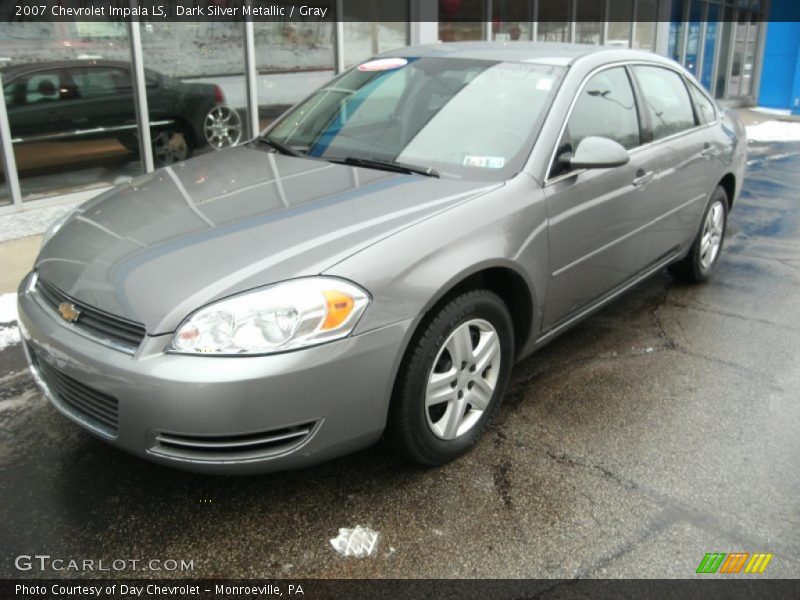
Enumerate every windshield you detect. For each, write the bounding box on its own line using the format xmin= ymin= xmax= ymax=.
xmin=265 ymin=57 xmax=565 ymax=181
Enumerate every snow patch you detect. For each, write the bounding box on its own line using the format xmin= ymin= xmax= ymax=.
xmin=746 ymin=121 xmax=800 ymax=143
xmin=0 ymin=326 xmax=21 ymax=351
xmin=330 ymin=526 xmax=379 ymax=558
xmin=0 ymin=294 xmax=21 ymax=351
xmin=0 ymin=293 xmax=18 ymax=324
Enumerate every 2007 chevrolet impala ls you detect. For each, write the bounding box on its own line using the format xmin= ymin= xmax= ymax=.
xmin=18 ymin=43 xmax=746 ymax=473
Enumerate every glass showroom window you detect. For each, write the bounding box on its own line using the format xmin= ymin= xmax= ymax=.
xmin=491 ymin=0 xmax=533 ymax=41
xmin=607 ymin=0 xmax=634 ymax=47
xmin=633 ymin=0 xmax=658 ymax=51
xmin=139 ymin=22 xmax=250 ymax=166
xmin=0 ymin=21 xmax=142 ymax=203
xmin=537 ymin=1 xmax=570 ymax=42
xmin=715 ymin=7 xmax=734 ymax=98
xmin=575 ymin=0 xmax=604 ymax=45
xmin=342 ymin=1 xmax=409 ymax=69
xmin=439 ymin=0 xmax=486 ymax=42
xmin=0 ymin=162 xmax=8 ymax=208
xmin=253 ymin=12 xmax=335 ymax=134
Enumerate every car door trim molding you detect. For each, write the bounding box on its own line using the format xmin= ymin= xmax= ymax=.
xmin=11 ymin=119 xmax=175 ymax=144
xmin=544 ymin=60 xmax=719 ymax=188
xmin=536 ymin=247 xmax=683 ymax=347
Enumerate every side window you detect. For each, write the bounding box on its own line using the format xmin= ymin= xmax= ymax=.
xmin=3 ymin=82 xmax=18 ymax=108
xmin=70 ymin=67 xmax=129 ymax=99
xmin=688 ymin=82 xmax=716 ymax=124
xmin=551 ymin=67 xmax=639 ymax=176
xmin=633 ymin=66 xmax=696 ymax=140
xmin=22 ymin=71 xmax=63 ymax=105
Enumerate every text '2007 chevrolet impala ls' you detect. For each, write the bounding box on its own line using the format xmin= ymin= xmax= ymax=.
xmin=18 ymin=43 xmax=746 ymax=473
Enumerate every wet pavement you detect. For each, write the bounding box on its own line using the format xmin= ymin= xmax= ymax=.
xmin=1 ymin=139 xmax=799 ymax=580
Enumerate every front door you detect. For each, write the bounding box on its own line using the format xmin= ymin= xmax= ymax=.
xmin=542 ymin=66 xmax=663 ymax=330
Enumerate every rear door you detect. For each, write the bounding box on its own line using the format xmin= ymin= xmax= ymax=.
xmin=542 ymin=65 xmax=664 ymax=330
xmin=66 ymin=65 xmax=137 ymax=135
xmin=630 ymin=65 xmax=716 ymax=263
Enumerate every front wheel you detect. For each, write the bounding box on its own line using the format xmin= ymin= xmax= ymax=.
xmin=152 ymin=128 xmax=193 ymax=166
xmin=386 ymin=289 xmax=514 ymax=466
xmin=669 ymin=186 xmax=728 ymax=283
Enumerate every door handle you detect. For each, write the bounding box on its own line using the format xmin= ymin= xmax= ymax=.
xmin=701 ymin=143 xmax=718 ymax=159
xmin=632 ymin=170 xmax=654 ymax=187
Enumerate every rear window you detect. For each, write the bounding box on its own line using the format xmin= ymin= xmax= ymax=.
xmin=632 ymin=66 xmax=696 ymax=140
xmin=688 ymin=82 xmax=716 ymax=124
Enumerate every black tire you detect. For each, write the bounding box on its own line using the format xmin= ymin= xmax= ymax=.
xmin=386 ymin=289 xmax=515 ymax=466
xmin=152 ymin=127 xmax=194 ymax=166
xmin=668 ymin=185 xmax=729 ymax=284
xmin=116 ymin=127 xmax=195 ymax=166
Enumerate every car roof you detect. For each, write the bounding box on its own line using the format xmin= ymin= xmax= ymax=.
xmin=386 ymin=41 xmax=675 ymax=69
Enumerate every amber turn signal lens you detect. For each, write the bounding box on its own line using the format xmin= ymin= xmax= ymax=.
xmin=321 ymin=290 xmax=355 ymax=331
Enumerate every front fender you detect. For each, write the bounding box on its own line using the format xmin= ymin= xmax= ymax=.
xmin=325 ymin=174 xmax=549 ymax=354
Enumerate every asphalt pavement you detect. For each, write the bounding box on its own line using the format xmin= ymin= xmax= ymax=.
xmin=0 ymin=136 xmax=798 ymax=579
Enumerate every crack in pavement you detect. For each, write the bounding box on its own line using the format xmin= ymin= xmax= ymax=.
xmin=541 ymin=446 xmax=800 ymax=573
xmin=665 ymin=299 xmax=800 ymax=333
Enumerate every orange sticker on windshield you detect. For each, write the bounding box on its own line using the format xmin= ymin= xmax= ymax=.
xmin=358 ymin=58 xmax=408 ymax=72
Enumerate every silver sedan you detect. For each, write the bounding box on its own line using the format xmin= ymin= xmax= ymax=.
xmin=17 ymin=43 xmax=747 ymax=473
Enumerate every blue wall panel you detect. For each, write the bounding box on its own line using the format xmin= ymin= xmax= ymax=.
xmin=759 ymin=0 xmax=800 ymax=110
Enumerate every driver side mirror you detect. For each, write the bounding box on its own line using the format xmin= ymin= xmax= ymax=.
xmin=558 ymin=136 xmax=630 ymax=170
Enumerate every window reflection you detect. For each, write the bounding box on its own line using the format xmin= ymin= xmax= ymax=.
xmin=0 ymin=22 xmax=142 ymax=202
xmin=253 ymin=17 xmax=335 ymax=134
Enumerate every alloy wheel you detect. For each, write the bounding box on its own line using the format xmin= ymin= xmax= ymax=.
xmin=425 ymin=318 xmax=501 ymax=440
xmin=205 ymin=106 xmax=242 ymax=149
xmin=700 ymin=200 xmax=725 ymax=270
xmin=152 ymin=130 xmax=189 ymax=165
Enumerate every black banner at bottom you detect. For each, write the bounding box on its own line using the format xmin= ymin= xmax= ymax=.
xmin=3 ymin=579 xmax=800 ymax=600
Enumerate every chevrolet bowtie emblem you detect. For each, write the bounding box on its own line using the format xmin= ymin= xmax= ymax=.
xmin=58 ymin=302 xmax=81 ymax=323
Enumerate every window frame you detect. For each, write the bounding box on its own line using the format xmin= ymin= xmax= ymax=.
xmin=545 ymin=60 xmax=718 ymax=187
xmin=629 ymin=64 xmax=701 ymax=143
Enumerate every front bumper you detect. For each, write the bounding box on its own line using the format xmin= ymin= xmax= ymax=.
xmin=17 ymin=273 xmax=412 ymax=474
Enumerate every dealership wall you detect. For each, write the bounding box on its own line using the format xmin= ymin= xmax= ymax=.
xmin=758 ymin=0 xmax=800 ymax=112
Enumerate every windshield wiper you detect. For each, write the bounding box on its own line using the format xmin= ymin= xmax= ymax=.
xmin=339 ymin=156 xmax=439 ymax=178
xmin=256 ymin=135 xmax=301 ymax=157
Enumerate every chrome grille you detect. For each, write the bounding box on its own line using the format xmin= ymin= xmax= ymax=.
xmin=31 ymin=349 xmax=119 ymax=436
xmin=151 ymin=422 xmax=318 ymax=462
xmin=35 ymin=277 xmax=146 ymax=352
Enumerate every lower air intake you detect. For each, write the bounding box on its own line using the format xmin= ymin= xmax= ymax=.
xmin=150 ymin=421 xmax=319 ymax=462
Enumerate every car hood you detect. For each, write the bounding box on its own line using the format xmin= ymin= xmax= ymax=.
xmin=36 ymin=146 xmax=500 ymax=334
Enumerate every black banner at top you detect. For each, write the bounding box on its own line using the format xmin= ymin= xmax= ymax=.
xmin=0 ymin=0 xmax=793 ymax=23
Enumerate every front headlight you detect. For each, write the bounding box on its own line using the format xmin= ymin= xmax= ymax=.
xmin=169 ymin=278 xmax=370 ymax=355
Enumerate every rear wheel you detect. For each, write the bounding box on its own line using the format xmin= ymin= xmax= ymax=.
xmin=669 ymin=186 xmax=728 ymax=283
xmin=204 ymin=105 xmax=242 ymax=149
xmin=387 ymin=289 xmax=514 ymax=466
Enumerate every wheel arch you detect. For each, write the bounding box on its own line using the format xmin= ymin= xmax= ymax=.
xmin=718 ymin=172 xmax=736 ymax=209
xmin=412 ymin=260 xmax=537 ymax=361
